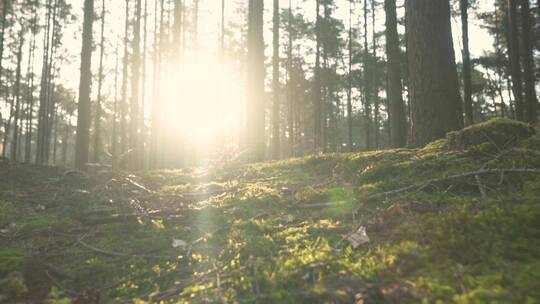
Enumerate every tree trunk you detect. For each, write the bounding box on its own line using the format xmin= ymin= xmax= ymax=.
xmin=313 ymin=0 xmax=322 ymax=152
xmin=347 ymin=0 xmax=354 ymax=152
xmin=36 ymin=0 xmax=52 ymax=164
xmin=247 ymin=0 xmax=265 ymax=161
xmin=385 ymin=0 xmax=407 ymax=148
xmin=287 ymin=0 xmax=295 ymax=157
xmin=139 ymin=0 xmax=148 ymax=169
xmin=371 ymin=0 xmax=379 ymax=149
xmin=0 ymin=0 xmax=8 ymax=94
xmin=150 ymin=0 xmax=162 ymax=169
xmin=25 ymin=10 xmax=38 ymax=163
xmin=460 ymin=0 xmax=473 ymax=125
xmin=506 ymin=0 xmax=523 ymax=121
xmin=406 ymin=0 xmax=463 ymax=147
xmin=120 ymin=0 xmax=130 ymax=168
xmin=74 ymin=0 xmax=95 ymax=169
xmin=363 ymin=0 xmax=372 ymax=150
xmin=271 ymin=0 xmax=280 ymax=159
xmin=130 ymin=0 xmax=142 ymax=169
xmin=520 ymin=0 xmax=538 ymax=123
xmin=112 ymin=46 xmax=119 ymax=169
xmin=10 ymin=33 xmax=24 ymax=161
xmin=93 ymin=0 xmax=106 ymax=163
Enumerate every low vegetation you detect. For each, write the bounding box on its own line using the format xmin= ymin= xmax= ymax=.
xmin=1 ymin=119 xmax=539 ymax=303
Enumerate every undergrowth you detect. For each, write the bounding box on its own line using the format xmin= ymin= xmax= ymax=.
xmin=0 ymin=118 xmax=539 ymax=303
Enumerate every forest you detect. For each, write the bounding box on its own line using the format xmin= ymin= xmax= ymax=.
xmin=0 ymin=0 xmax=539 ymax=303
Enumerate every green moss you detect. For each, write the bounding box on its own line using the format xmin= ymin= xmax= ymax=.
xmin=0 ymin=199 xmax=16 ymax=227
xmin=447 ymin=118 xmax=536 ymax=150
xmin=0 ymin=250 xmax=27 ymax=276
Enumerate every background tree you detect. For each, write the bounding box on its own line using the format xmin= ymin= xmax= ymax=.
xmin=385 ymin=0 xmax=406 ymax=147
xmin=74 ymin=0 xmax=94 ymax=169
xmin=246 ymin=0 xmax=265 ymax=161
xmin=406 ymin=0 xmax=464 ymax=147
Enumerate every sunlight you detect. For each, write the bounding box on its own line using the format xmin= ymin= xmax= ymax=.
xmin=160 ymin=53 xmax=243 ymax=149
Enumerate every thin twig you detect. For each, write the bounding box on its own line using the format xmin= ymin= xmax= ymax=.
xmin=352 ymin=168 xmax=540 ymax=213
xmin=77 ymin=233 xmax=182 ymax=259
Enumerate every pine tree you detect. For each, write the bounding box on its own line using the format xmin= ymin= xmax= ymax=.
xmin=461 ymin=0 xmax=474 ymax=125
xmin=384 ymin=0 xmax=406 ymax=147
xmin=74 ymin=0 xmax=95 ymax=168
xmin=271 ymin=0 xmax=280 ymax=159
xmin=246 ymin=0 xmax=265 ymax=161
xmin=406 ymin=0 xmax=463 ymax=147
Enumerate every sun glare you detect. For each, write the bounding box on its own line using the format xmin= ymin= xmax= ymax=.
xmin=160 ymin=53 xmax=243 ymax=152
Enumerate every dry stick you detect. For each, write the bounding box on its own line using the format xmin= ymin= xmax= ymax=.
xmin=77 ymin=233 xmax=182 ymax=259
xmin=349 ymin=168 xmax=540 ymax=213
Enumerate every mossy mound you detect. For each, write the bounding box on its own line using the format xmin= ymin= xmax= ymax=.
xmin=447 ymin=118 xmax=536 ymax=150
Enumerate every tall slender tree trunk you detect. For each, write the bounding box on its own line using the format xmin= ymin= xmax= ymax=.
xmin=74 ymin=0 xmax=95 ymax=169
xmin=287 ymin=0 xmax=295 ymax=157
xmin=406 ymin=0 xmax=463 ymax=147
xmin=313 ymin=0 xmax=322 ymax=152
xmin=271 ymin=0 xmax=280 ymax=159
xmin=112 ymin=45 xmax=119 ymax=169
xmin=363 ymin=0 xmax=372 ymax=150
xmin=193 ymin=0 xmax=199 ymax=47
xmin=36 ymin=0 xmax=52 ymax=164
xmin=130 ymin=0 xmax=142 ymax=169
xmin=221 ymin=0 xmax=225 ymax=59
xmin=62 ymin=113 xmax=71 ymax=166
xmin=150 ymin=0 xmax=162 ymax=169
xmin=140 ymin=0 xmax=148 ymax=169
xmin=52 ymin=103 xmax=59 ymax=164
xmin=520 ymin=0 xmax=538 ymax=123
xmin=385 ymin=0 xmax=406 ymax=147
xmin=0 ymin=0 xmax=8 ymax=97
xmin=460 ymin=0 xmax=473 ymax=125
xmin=120 ymin=0 xmax=130 ymax=168
xmin=44 ymin=0 xmax=59 ymax=163
xmin=371 ymin=0 xmax=379 ymax=149
xmin=93 ymin=0 xmax=106 ymax=163
xmin=247 ymin=0 xmax=265 ymax=161
xmin=10 ymin=34 xmax=24 ymax=161
xmin=506 ymin=0 xmax=523 ymax=121
xmin=25 ymin=12 xmax=37 ymax=163
xmin=347 ymin=0 xmax=354 ymax=152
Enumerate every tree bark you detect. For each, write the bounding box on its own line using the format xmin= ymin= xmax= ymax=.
xmin=10 ymin=33 xmax=24 ymax=161
xmin=120 ymin=0 xmax=130 ymax=168
xmin=506 ymin=0 xmax=523 ymax=121
xmin=74 ymin=0 xmax=95 ymax=169
xmin=287 ymin=0 xmax=295 ymax=157
xmin=93 ymin=0 xmax=106 ymax=163
xmin=271 ymin=0 xmax=280 ymax=159
xmin=363 ymin=0 xmax=372 ymax=150
xmin=520 ymin=0 xmax=538 ymax=123
xmin=347 ymin=0 xmax=354 ymax=152
xmin=130 ymin=0 xmax=142 ymax=169
xmin=246 ymin=0 xmax=265 ymax=161
xmin=460 ymin=0 xmax=473 ymax=125
xmin=313 ymin=0 xmax=322 ymax=152
xmin=384 ymin=0 xmax=407 ymax=148
xmin=406 ymin=0 xmax=463 ymax=147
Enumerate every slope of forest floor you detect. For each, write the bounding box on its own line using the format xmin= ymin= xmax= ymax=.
xmin=1 ymin=118 xmax=540 ymax=304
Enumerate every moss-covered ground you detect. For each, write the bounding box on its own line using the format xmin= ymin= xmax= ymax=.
xmin=1 ymin=118 xmax=540 ymax=303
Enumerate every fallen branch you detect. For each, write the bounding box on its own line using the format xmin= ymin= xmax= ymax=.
xmin=77 ymin=233 xmax=181 ymax=259
xmin=352 ymin=168 xmax=540 ymax=213
xmin=294 ymin=200 xmax=350 ymax=209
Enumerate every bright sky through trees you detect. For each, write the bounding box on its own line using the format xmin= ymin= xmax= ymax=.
xmin=49 ymin=0 xmax=493 ymax=146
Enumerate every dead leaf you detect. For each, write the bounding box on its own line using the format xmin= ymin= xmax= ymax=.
xmin=172 ymin=239 xmax=187 ymax=249
xmin=345 ymin=226 xmax=370 ymax=249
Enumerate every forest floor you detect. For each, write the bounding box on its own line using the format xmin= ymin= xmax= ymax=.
xmin=1 ymin=118 xmax=540 ymax=304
